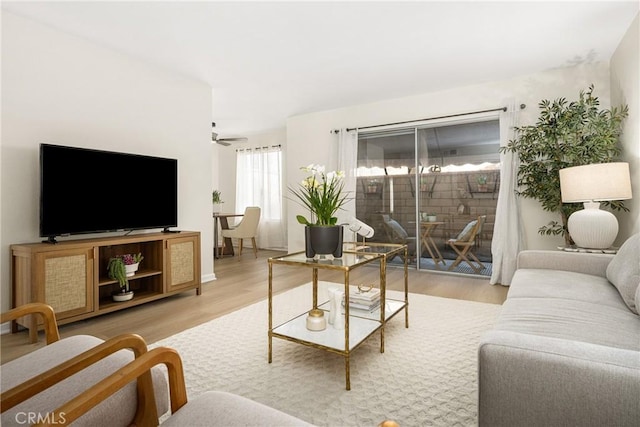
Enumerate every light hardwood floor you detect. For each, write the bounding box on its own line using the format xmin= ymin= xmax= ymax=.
xmin=1 ymin=249 xmax=508 ymax=363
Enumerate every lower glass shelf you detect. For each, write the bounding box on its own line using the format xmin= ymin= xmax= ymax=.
xmin=272 ymin=313 xmax=381 ymax=352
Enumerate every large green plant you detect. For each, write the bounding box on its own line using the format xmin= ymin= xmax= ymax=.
xmin=502 ymin=85 xmax=628 ymax=246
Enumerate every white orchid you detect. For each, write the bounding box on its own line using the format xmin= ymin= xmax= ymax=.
xmin=289 ymin=165 xmax=349 ymax=226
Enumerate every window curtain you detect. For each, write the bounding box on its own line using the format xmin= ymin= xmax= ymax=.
xmin=490 ymin=101 xmax=523 ymax=286
xmin=336 ymin=129 xmax=358 ymax=226
xmin=235 ymin=146 xmax=286 ymax=250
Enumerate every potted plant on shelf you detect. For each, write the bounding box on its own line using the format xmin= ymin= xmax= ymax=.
xmin=212 ymin=190 xmax=224 ymax=213
xmin=289 ymin=164 xmax=350 ymax=259
xmin=365 ymin=179 xmax=380 ymax=194
xmin=477 ymin=175 xmax=488 ymax=192
xmin=107 ymin=253 xmax=144 ymax=302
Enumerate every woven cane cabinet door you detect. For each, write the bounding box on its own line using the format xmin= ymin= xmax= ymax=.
xmin=166 ymin=234 xmax=201 ymax=293
xmin=11 ymin=245 xmax=93 ymax=340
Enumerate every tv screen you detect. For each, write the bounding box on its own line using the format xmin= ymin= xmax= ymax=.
xmin=40 ymin=144 xmax=178 ymax=239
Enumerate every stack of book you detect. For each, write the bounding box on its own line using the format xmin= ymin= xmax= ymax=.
xmin=343 ymin=286 xmax=381 ymax=311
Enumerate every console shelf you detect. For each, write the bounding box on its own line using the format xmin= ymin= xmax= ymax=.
xmin=11 ymin=231 xmax=201 ymax=342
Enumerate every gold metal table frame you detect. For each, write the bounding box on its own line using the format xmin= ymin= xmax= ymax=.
xmin=268 ymin=242 xmax=409 ymax=390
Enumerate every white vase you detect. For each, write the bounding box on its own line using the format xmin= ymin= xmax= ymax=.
xmin=125 ymin=263 xmax=139 ymax=277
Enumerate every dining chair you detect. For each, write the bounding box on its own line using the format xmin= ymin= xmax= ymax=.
xmin=447 ymin=215 xmax=486 ymax=273
xmin=220 ymin=207 xmax=261 ymax=258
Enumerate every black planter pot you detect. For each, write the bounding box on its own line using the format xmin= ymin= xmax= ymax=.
xmin=305 ymin=225 xmax=343 ymax=259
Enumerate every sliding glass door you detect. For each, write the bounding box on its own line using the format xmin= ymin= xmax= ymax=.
xmin=355 ymin=119 xmax=500 ymax=276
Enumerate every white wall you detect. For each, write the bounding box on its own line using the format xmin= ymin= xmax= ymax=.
xmin=286 ymin=62 xmax=612 ymax=252
xmin=1 ymin=11 xmax=214 ymax=312
xmin=610 ymin=13 xmax=639 ymax=243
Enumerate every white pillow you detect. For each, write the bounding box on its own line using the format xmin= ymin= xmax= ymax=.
xmin=456 ymin=220 xmax=477 ymax=242
xmin=606 ymin=233 xmax=640 ymax=314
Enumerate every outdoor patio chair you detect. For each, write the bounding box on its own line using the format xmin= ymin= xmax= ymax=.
xmin=380 ymin=215 xmax=416 ymax=261
xmin=447 ymin=215 xmax=486 ymax=273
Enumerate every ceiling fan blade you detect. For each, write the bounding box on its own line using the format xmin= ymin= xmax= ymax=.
xmin=219 ymin=137 xmax=248 ymax=143
xmin=214 ymin=140 xmax=231 ymax=146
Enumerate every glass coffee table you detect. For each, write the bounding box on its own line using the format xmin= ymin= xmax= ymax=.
xmin=268 ymin=242 xmax=409 ymax=390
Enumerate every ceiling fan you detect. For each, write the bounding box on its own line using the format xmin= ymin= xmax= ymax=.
xmin=211 ymin=122 xmax=247 ymax=146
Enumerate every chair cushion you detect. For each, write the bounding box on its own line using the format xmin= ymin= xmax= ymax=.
xmin=386 ymin=220 xmax=408 ymax=239
xmin=606 ymin=233 xmax=640 ymax=314
xmin=456 ymin=220 xmax=477 ymax=241
xmin=161 ymin=390 xmax=313 ymax=426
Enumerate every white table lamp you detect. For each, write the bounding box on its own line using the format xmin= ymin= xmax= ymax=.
xmin=559 ymin=162 xmax=632 ymax=249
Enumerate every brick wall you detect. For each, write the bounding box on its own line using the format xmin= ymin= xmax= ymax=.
xmin=355 ymin=170 xmax=499 ymax=251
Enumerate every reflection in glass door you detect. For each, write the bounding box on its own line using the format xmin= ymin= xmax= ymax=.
xmin=355 ymin=120 xmax=500 ymax=276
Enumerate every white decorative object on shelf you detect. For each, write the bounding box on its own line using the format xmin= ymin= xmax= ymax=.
xmin=305 ymin=309 xmax=326 ymax=331
xmin=328 ymin=287 xmax=345 ymax=330
xmin=112 ymin=291 xmax=134 ymax=302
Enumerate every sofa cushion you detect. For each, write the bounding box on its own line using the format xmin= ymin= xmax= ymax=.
xmin=494 ymin=297 xmax=640 ymax=351
xmin=606 ymin=233 xmax=640 ymax=314
xmin=507 ymin=269 xmax=628 ymax=310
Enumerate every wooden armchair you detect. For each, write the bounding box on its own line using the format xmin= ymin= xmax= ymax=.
xmin=447 ymin=215 xmax=487 ymax=273
xmin=36 ymin=347 xmax=313 ymax=426
xmin=1 ymin=303 xmax=168 ymax=426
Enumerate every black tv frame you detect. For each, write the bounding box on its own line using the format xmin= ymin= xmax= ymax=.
xmin=40 ymin=144 xmax=178 ymax=243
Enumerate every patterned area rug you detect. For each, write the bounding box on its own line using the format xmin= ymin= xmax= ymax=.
xmin=152 ymin=282 xmax=501 ymax=426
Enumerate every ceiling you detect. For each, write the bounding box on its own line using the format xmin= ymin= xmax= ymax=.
xmin=2 ymin=1 xmax=638 ymax=139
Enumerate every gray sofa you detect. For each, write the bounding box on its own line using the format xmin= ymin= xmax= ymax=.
xmin=479 ymin=233 xmax=640 ymax=427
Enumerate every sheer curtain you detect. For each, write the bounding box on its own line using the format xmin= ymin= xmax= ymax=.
xmin=491 ymin=101 xmax=523 ymax=286
xmin=235 ymin=146 xmax=286 ymax=249
xmin=336 ymin=129 xmax=358 ymax=226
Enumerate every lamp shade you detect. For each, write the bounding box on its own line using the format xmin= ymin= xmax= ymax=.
xmin=559 ymin=162 xmax=632 ymax=203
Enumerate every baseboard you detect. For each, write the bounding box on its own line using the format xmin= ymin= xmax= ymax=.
xmin=202 ymin=273 xmax=216 ymax=283
xmin=1 ymin=321 xmax=11 ymax=335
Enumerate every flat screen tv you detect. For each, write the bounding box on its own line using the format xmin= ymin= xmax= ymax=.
xmin=40 ymin=144 xmax=178 ymax=241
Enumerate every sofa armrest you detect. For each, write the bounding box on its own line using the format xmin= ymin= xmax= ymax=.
xmin=516 ymin=250 xmax=614 ymax=278
xmin=478 ymin=330 xmax=640 ymax=427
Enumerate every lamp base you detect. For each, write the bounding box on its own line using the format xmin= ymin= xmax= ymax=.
xmin=568 ymin=202 xmax=618 ymax=249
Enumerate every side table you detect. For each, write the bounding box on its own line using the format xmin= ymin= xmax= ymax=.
xmin=268 ymin=243 xmax=408 ymax=390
